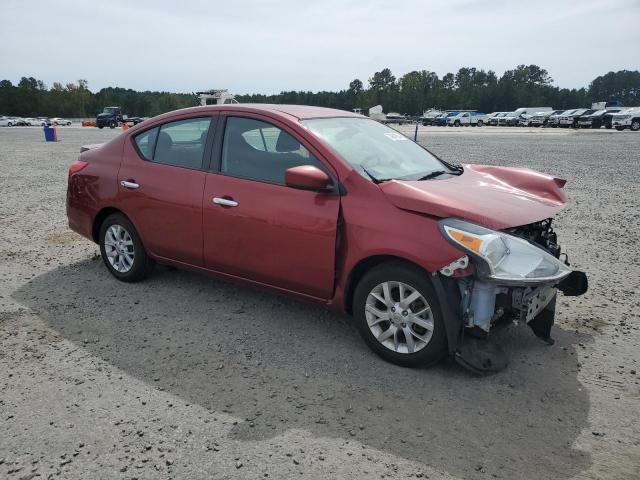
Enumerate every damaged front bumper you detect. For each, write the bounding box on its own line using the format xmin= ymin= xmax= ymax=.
xmin=432 ymin=230 xmax=588 ymax=375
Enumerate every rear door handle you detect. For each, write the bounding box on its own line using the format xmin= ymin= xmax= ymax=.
xmin=213 ymin=197 xmax=238 ymax=207
xmin=121 ymin=180 xmax=140 ymax=190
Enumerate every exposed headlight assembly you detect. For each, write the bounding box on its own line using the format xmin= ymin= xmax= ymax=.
xmin=439 ymin=218 xmax=571 ymax=285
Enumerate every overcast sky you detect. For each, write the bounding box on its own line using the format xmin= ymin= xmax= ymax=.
xmin=1 ymin=0 xmax=638 ymax=94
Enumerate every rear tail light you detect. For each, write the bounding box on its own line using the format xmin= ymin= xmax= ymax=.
xmin=68 ymin=160 xmax=88 ymax=179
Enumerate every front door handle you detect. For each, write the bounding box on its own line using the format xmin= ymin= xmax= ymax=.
xmin=213 ymin=197 xmax=238 ymax=207
xmin=121 ymin=180 xmax=140 ymax=190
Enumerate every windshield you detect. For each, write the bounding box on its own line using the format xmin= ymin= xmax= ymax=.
xmin=104 ymin=107 xmax=119 ymax=114
xmin=302 ymin=117 xmax=448 ymax=181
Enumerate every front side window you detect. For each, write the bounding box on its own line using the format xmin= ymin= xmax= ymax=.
xmin=302 ymin=117 xmax=445 ymax=181
xmin=133 ymin=117 xmax=212 ymax=169
xmin=221 ymin=117 xmax=323 ymax=185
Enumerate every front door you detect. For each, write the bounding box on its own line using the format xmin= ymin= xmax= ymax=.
xmin=202 ymin=115 xmax=340 ymax=299
xmin=118 ymin=116 xmax=217 ymax=266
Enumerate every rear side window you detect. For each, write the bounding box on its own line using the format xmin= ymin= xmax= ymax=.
xmin=133 ymin=117 xmax=212 ymax=169
xmin=134 ymin=127 xmax=158 ymax=160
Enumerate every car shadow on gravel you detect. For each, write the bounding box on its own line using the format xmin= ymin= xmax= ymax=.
xmin=14 ymin=258 xmax=592 ymax=479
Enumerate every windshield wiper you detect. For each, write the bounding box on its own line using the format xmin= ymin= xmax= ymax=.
xmin=417 ymin=168 xmax=463 ymax=181
xmin=361 ymin=166 xmax=391 ymax=184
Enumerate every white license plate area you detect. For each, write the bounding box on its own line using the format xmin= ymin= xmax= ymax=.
xmin=525 ymin=287 xmax=556 ymax=322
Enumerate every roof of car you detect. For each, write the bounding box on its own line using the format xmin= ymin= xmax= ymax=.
xmin=166 ymin=104 xmax=362 ymax=121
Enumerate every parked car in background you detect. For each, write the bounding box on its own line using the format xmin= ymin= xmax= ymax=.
xmin=485 ymin=112 xmax=503 ymax=124
xmin=590 ymin=109 xmax=623 ymax=129
xmin=546 ymin=109 xmax=575 ymax=127
xmin=488 ymin=112 xmax=508 ymax=126
xmin=528 ymin=111 xmax=562 ymax=127
xmin=6 ymin=116 xmax=27 ymax=126
xmin=0 ymin=116 xmax=12 ymax=126
xmin=559 ymin=109 xmax=588 ymax=127
xmin=419 ymin=109 xmax=443 ymax=126
xmin=611 ymin=107 xmax=640 ymax=131
xmin=569 ymin=109 xmax=597 ymax=128
xmin=432 ymin=112 xmax=459 ymax=126
xmin=577 ymin=109 xmax=621 ymax=129
xmin=384 ymin=112 xmax=408 ymax=125
xmin=66 ymin=104 xmax=587 ymax=372
xmin=498 ymin=113 xmax=519 ymax=126
xmin=51 ymin=117 xmax=72 ymax=126
xmin=447 ymin=111 xmax=488 ymax=127
xmin=24 ymin=117 xmax=45 ymax=126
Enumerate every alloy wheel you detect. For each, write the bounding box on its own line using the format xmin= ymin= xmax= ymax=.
xmin=104 ymin=224 xmax=135 ymax=273
xmin=365 ymin=281 xmax=434 ymax=354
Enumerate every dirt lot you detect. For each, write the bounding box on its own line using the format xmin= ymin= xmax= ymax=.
xmin=1 ymin=125 xmax=639 ymax=479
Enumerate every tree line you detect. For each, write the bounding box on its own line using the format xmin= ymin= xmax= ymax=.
xmin=1 ymin=66 xmax=638 ymax=118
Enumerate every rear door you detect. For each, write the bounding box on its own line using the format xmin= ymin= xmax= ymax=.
xmin=202 ymin=114 xmax=340 ymax=299
xmin=118 ymin=115 xmax=218 ymax=266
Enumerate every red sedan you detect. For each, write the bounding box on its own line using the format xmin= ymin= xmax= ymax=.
xmin=67 ymin=105 xmax=587 ymax=373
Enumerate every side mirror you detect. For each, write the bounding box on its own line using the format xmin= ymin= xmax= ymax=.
xmin=285 ymin=165 xmax=332 ymax=192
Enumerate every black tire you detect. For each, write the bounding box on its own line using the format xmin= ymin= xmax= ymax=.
xmin=353 ymin=261 xmax=447 ymax=368
xmin=99 ymin=213 xmax=154 ymax=282
xmin=66 ymin=122 xmax=71 ymax=126
xmin=631 ymin=120 xmax=640 ymax=132
xmin=605 ymin=124 xmax=612 ymax=129
xmin=477 ymin=120 xmax=483 ymax=127
xmin=615 ymin=126 xmax=625 ymax=131
xmin=109 ymin=120 xmax=116 ymax=129
xmin=98 ymin=125 xmax=104 ymax=129
xmin=454 ymin=120 xmax=460 ymax=127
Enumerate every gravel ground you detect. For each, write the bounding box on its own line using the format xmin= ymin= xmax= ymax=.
xmin=1 ymin=125 xmax=639 ymax=479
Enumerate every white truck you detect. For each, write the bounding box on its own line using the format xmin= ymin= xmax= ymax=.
xmin=512 ymin=107 xmax=554 ymax=126
xmin=446 ymin=111 xmax=488 ymax=127
xmin=611 ymin=107 xmax=640 ymax=131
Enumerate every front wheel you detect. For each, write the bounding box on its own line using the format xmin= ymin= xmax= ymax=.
xmin=631 ymin=120 xmax=640 ymax=132
xmin=477 ymin=120 xmax=483 ymax=127
xmin=99 ymin=213 xmax=154 ymax=282
xmin=353 ymin=262 xmax=447 ymax=368
xmin=109 ymin=120 xmax=116 ymax=129
xmin=615 ymin=126 xmax=625 ymax=131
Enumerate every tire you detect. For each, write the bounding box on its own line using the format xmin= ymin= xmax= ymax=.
xmin=454 ymin=120 xmax=460 ymax=127
xmin=631 ymin=120 xmax=640 ymax=132
xmin=477 ymin=120 xmax=483 ymax=127
xmin=66 ymin=122 xmax=71 ymax=126
xmin=99 ymin=213 xmax=154 ymax=282
xmin=98 ymin=125 xmax=104 ymax=129
xmin=605 ymin=124 xmax=612 ymax=129
xmin=615 ymin=126 xmax=625 ymax=131
xmin=109 ymin=120 xmax=116 ymax=129
xmin=353 ymin=262 xmax=447 ymax=368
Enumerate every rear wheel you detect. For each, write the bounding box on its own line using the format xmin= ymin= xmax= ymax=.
xmin=109 ymin=120 xmax=116 ymax=129
xmin=99 ymin=213 xmax=154 ymax=282
xmin=477 ymin=120 xmax=483 ymax=127
xmin=353 ymin=262 xmax=447 ymax=368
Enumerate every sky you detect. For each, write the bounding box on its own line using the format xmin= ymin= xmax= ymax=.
xmin=1 ymin=0 xmax=638 ymax=94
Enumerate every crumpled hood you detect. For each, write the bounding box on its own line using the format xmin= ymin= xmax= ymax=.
xmin=379 ymin=164 xmax=567 ymax=229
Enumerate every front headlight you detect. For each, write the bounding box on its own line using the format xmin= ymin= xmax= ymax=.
xmin=439 ymin=218 xmax=571 ymax=284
